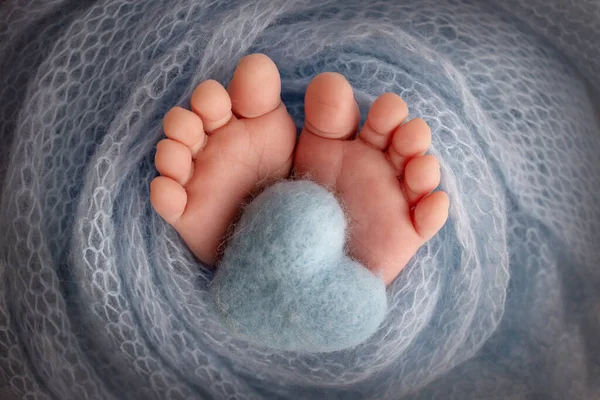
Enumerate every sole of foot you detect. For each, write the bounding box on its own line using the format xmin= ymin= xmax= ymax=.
xmin=150 ymin=54 xmax=297 ymax=265
xmin=294 ymin=72 xmax=449 ymax=285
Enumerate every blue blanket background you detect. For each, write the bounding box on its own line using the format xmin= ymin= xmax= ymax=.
xmin=0 ymin=0 xmax=599 ymax=399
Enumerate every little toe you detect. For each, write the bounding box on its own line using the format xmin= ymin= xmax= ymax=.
xmin=191 ymin=79 xmax=234 ymax=133
xmin=413 ymin=191 xmax=449 ymax=241
xmin=150 ymin=176 xmax=188 ymax=226
xmin=403 ymin=155 xmax=440 ymax=206
xmin=388 ymin=118 xmax=431 ymax=175
xmin=303 ymin=72 xmax=360 ymax=140
xmin=227 ymin=53 xmax=282 ymax=118
xmin=155 ymin=139 xmax=193 ymax=186
xmin=359 ymin=92 xmax=408 ymax=150
xmin=163 ymin=107 xmax=206 ymax=157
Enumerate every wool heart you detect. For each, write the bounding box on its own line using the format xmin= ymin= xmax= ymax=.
xmin=212 ymin=180 xmax=388 ymax=353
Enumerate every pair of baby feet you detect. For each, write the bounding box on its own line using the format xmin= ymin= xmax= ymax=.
xmin=150 ymin=54 xmax=449 ymax=286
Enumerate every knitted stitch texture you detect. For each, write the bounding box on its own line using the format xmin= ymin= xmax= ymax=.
xmin=0 ymin=0 xmax=599 ymax=399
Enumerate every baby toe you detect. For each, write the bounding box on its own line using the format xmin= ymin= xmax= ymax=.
xmin=303 ymin=72 xmax=360 ymax=140
xmin=412 ymin=191 xmax=450 ymax=242
xmin=403 ymin=155 xmax=440 ymax=206
xmin=163 ymin=106 xmax=206 ymax=157
xmin=359 ymin=92 xmax=408 ymax=150
xmin=150 ymin=176 xmax=188 ymax=226
xmin=227 ymin=53 xmax=282 ymax=119
xmin=388 ymin=118 xmax=431 ymax=175
xmin=155 ymin=139 xmax=193 ymax=186
xmin=191 ymin=79 xmax=234 ymax=133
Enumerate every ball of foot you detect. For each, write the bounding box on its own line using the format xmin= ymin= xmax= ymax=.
xmin=212 ymin=180 xmax=388 ymax=353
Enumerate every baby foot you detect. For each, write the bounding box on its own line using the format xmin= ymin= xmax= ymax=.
xmin=294 ymin=73 xmax=449 ymax=285
xmin=150 ymin=54 xmax=296 ymax=265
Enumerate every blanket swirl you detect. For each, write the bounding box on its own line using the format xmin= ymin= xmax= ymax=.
xmin=1 ymin=0 xmax=599 ymax=399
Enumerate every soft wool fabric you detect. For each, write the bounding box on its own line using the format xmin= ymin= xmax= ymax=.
xmin=0 ymin=0 xmax=599 ymax=399
xmin=213 ymin=180 xmax=387 ymax=353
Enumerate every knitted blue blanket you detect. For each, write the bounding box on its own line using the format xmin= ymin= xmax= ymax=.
xmin=1 ymin=0 xmax=599 ymax=399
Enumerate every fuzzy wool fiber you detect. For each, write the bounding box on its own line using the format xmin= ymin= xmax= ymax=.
xmin=213 ymin=180 xmax=387 ymax=353
xmin=1 ymin=0 xmax=600 ymax=399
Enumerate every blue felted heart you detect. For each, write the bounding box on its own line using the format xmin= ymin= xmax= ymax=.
xmin=212 ymin=180 xmax=388 ymax=353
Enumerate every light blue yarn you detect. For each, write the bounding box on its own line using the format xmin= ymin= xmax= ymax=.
xmin=0 ymin=0 xmax=599 ymax=399
xmin=213 ymin=180 xmax=387 ymax=353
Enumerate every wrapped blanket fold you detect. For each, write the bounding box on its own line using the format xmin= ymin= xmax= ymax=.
xmin=0 ymin=0 xmax=599 ymax=399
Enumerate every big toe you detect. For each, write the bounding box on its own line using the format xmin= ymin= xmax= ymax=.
xmin=304 ymin=72 xmax=360 ymax=139
xmin=227 ymin=53 xmax=282 ymax=118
